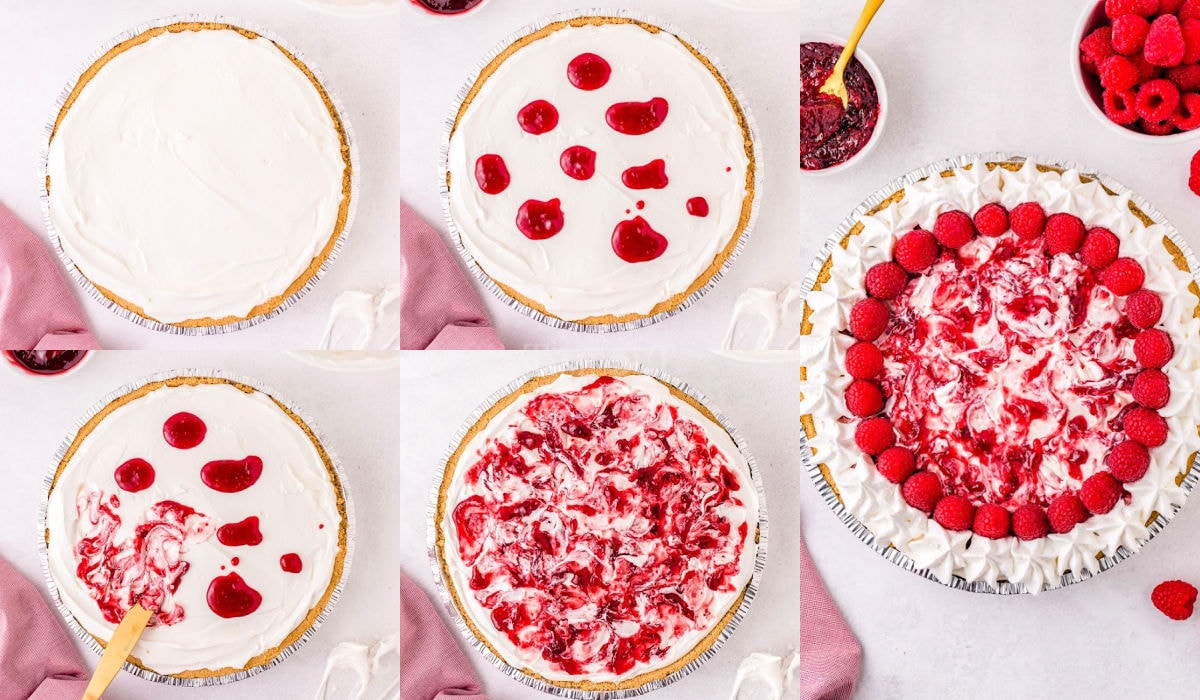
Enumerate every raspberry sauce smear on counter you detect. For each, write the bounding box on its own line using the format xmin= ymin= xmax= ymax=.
xmin=798 ymin=42 xmax=880 ymax=171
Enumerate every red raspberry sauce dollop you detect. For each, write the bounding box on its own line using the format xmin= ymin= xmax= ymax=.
xmin=451 ymin=375 xmax=751 ymax=677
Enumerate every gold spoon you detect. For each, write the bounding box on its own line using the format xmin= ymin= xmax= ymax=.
xmin=81 ymin=602 xmax=154 ymax=700
xmin=819 ymin=0 xmax=887 ymax=108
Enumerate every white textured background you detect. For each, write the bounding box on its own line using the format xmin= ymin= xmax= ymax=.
xmin=0 ymin=352 xmax=401 ymax=698
xmin=398 ymin=351 xmax=801 ymax=700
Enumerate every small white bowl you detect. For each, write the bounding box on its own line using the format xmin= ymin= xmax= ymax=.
xmin=1071 ymin=0 xmax=1200 ymax=144
xmin=794 ymin=32 xmax=889 ymax=176
xmin=2 ymin=350 xmax=92 ymax=381
xmin=405 ymin=0 xmax=491 ymax=17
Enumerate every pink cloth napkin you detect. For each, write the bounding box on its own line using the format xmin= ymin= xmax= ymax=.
xmin=401 ymin=202 xmax=504 ymax=350
xmin=0 ymin=556 xmax=89 ymax=699
xmin=400 ymin=569 xmax=489 ymax=700
xmin=800 ymin=535 xmax=862 ymax=700
xmin=0 ymin=202 xmax=100 ymax=350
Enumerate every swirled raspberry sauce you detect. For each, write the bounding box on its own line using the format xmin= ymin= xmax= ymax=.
xmin=74 ymin=490 xmax=215 ymax=626
xmin=879 ymin=234 xmax=1139 ymax=508
xmin=4 ymin=350 xmax=87 ymax=376
xmin=798 ymin=42 xmax=879 ymax=171
xmin=451 ymin=375 xmax=753 ymax=678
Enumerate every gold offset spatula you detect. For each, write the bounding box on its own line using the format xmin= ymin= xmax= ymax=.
xmin=81 ymin=602 xmax=154 ymax=700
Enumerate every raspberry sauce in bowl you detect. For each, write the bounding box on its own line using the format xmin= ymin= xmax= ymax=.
xmin=4 ymin=350 xmax=89 ymax=378
xmin=798 ymin=40 xmax=885 ymax=172
xmin=409 ymin=0 xmax=488 ymax=15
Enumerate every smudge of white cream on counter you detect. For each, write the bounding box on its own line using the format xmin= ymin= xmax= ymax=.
xmin=729 ymin=650 xmax=800 ymax=700
xmin=314 ymin=633 xmax=399 ymax=700
xmin=719 ymin=282 xmax=807 ymax=361
xmin=319 ymin=284 xmax=402 ymax=351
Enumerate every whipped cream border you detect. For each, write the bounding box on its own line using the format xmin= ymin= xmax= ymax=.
xmin=37 ymin=14 xmax=360 ymax=336
xmin=426 ymin=360 xmax=768 ymax=698
xmin=36 ymin=370 xmax=356 ymax=686
xmin=798 ymin=154 xmax=1200 ymax=594
xmin=438 ymin=8 xmax=762 ymax=333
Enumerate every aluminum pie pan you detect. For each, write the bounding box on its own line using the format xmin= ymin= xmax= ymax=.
xmin=36 ymin=369 xmax=356 ymax=685
xmin=799 ymin=151 xmax=1200 ymax=595
xmin=426 ymin=359 xmax=768 ymax=697
xmin=38 ymin=14 xmax=360 ymax=336
xmin=438 ymin=7 xmax=763 ymax=333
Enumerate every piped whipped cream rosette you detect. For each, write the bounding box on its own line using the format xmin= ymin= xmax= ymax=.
xmin=799 ymin=156 xmax=1200 ymax=593
xmin=431 ymin=365 xmax=765 ymax=696
xmin=442 ymin=12 xmax=759 ymax=331
xmin=41 ymin=375 xmax=350 ymax=682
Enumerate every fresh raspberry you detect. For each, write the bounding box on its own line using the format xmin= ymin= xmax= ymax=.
xmin=893 ymin=228 xmax=940 ymax=273
xmin=1145 ymin=14 xmax=1187 ymax=67
xmin=1081 ymin=227 xmax=1121 ymax=268
xmin=1182 ymin=19 xmax=1200 ymax=63
xmin=874 ymin=446 xmax=916 ymax=484
xmin=1191 ymin=149 xmax=1200 ymax=197
xmin=1140 ymin=117 xmax=1177 ymax=134
xmin=1152 ymin=580 xmax=1198 ymax=620
xmin=973 ymin=504 xmax=1011 ymax=539
xmin=1134 ymin=327 xmax=1175 ymax=368
xmin=1132 ymin=369 xmax=1171 ymax=409
xmin=845 ymin=380 xmax=884 ymax=417
xmin=849 ymin=298 xmax=889 ymax=341
xmin=854 ymin=417 xmax=895 ymax=456
xmin=1124 ymin=406 xmax=1169 ymax=446
xmin=1173 ymin=92 xmax=1200 ymax=130
xmin=973 ymin=203 xmax=1009 ymax=237
xmin=933 ymin=210 xmax=975 ymax=249
xmin=1009 ymin=202 xmax=1047 ymax=239
xmin=901 ymin=471 xmax=944 ymax=514
xmin=1099 ymin=55 xmax=1141 ymax=91
xmin=845 ymin=341 xmax=884 ymax=379
xmin=1081 ymin=26 xmax=1116 ymax=73
xmin=1044 ymin=213 xmax=1086 ymax=255
xmin=1105 ymin=0 xmax=1159 ymax=17
xmin=1103 ymin=88 xmax=1141 ymax=125
xmin=1011 ymin=504 xmax=1050 ymax=541
xmin=1112 ymin=14 xmax=1151 ymax=55
xmin=1168 ymin=64 xmax=1200 ymax=92
xmin=1132 ymin=53 xmax=1162 ymax=83
xmin=1101 ymin=257 xmax=1145 ymax=295
xmin=1184 ymin=0 xmax=1200 ymax=20
xmin=1161 ymin=0 xmax=1185 ymax=13
xmin=1136 ymin=79 xmax=1182 ymax=122
xmin=1047 ymin=493 xmax=1089 ymax=533
xmin=864 ymin=261 xmax=909 ymax=300
xmin=1107 ymin=440 xmax=1152 ymax=482
xmin=933 ymin=495 xmax=975 ymax=531
xmin=1125 ymin=289 xmax=1164 ymax=328
xmin=1081 ymin=471 xmax=1124 ymax=514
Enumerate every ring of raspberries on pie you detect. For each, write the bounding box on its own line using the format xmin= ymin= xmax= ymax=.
xmin=844 ymin=201 xmax=1173 ymax=540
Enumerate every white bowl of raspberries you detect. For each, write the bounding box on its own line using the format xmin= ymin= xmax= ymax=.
xmin=1075 ymin=0 xmax=1200 ymax=140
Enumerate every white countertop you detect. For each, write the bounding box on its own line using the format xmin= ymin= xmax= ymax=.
xmin=0 ymin=352 xmax=401 ymax=699
xmin=398 ymin=351 xmax=802 ymax=700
